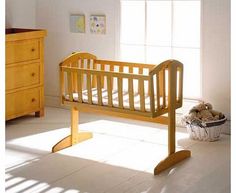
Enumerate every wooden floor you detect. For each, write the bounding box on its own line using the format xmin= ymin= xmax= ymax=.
xmin=5 ymin=107 xmax=230 ymax=193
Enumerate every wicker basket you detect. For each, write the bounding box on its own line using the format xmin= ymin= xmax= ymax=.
xmin=186 ymin=117 xmax=227 ymax=141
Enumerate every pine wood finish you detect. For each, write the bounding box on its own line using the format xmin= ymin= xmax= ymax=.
xmin=53 ymin=52 xmax=191 ymax=175
xmin=52 ymin=107 xmax=92 ymax=153
xmin=5 ymin=28 xmax=47 ymax=120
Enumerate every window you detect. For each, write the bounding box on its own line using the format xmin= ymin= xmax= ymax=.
xmin=120 ymin=0 xmax=201 ymax=99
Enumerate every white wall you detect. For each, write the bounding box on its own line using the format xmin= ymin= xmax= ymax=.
xmin=35 ymin=0 xmax=119 ymax=106
xmin=5 ymin=0 xmax=36 ymax=28
xmin=5 ymin=0 xmax=231 ymax=119
xmin=202 ymin=0 xmax=231 ymax=119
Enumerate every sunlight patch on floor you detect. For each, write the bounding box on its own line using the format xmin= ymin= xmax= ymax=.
xmin=6 ymin=119 xmax=193 ymax=174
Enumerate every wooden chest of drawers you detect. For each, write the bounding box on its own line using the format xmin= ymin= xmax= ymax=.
xmin=6 ymin=28 xmax=47 ymax=120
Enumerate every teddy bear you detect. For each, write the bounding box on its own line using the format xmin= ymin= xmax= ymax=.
xmin=182 ymin=102 xmax=224 ymax=125
xmin=204 ymin=103 xmax=224 ymax=120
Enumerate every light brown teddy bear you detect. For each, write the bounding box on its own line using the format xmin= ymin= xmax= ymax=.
xmin=205 ymin=103 xmax=224 ymax=120
xmin=188 ymin=102 xmax=223 ymax=122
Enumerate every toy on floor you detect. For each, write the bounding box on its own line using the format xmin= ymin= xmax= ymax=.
xmin=182 ymin=102 xmax=225 ymax=126
xmin=182 ymin=102 xmax=226 ymax=141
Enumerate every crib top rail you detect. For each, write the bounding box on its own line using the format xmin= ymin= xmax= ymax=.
xmin=59 ymin=52 xmax=157 ymax=74
xmin=61 ymin=66 xmax=150 ymax=80
xmin=149 ymin=59 xmax=183 ymax=75
xmin=95 ymin=59 xmax=156 ymax=71
xmin=59 ymin=52 xmax=97 ymax=66
xmin=59 ymin=52 xmax=183 ymax=76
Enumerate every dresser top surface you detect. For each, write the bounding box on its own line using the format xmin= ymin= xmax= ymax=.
xmin=6 ymin=28 xmax=47 ymax=41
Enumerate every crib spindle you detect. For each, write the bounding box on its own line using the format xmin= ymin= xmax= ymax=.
xmin=160 ymin=69 xmax=166 ymax=108
xmin=128 ymin=77 xmax=134 ymax=111
xmin=138 ymin=67 xmax=143 ymax=94
xmin=101 ymin=64 xmax=105 ymax=88
xmin=119 ymin=66 xmax=124 ymax=73
xmin=129 ymin=66 xmax=133 ymax=74
xmin=139 ymin=78 xmax=145 ymax=112
xmin=80 ymin=59 xmax=84 ymax=68
xmin=60 ymin=67 xmax=65 ymax=102
xmin=77 ymin=72 xmax=83 ymax=103
xmin=156 ymin=74 xmax=160 ymax=110
xmin=178 ymin=67 xmax=183 ymax=103
xmin=67 ymin=71 xmax=73 ymax=101
xmin=97 ymin=74 xmax=102 ymax=105
xmin=110 ymin=65 xmax=114 ymax=90
xmin=139 ymin=67 xmax=143 ymax=74
xmin=118 ymin=76 xmax=123 ymax=108
xmin=70 ymin=61 xmax=78 ymax=93
xmin=149 ymin=76 xmax=155 ymax=114
xmin=107 ymin=75 xmax=113 ymax=107
xmin=87 ymin=59 xmax=91 ymax=69
xmin=87 ymin=72 xmax=92 ymax=104
xmin=92 ymin=62 xmax=97 ymax=88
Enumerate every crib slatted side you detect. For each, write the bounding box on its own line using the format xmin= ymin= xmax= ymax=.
xmin=148 ymin=60 xmax=184 ymax=117
xmin=60 ymin=53 xmax=183 ymax=119
xmin=62 ymin=67 xmax=150 ymax=113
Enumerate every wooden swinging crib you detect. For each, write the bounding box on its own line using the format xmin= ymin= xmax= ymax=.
xmin=52 ymin=52 xmax=191 ymax=175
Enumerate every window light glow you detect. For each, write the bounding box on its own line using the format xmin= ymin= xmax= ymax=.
xmin=120 ymin=0 xmax=201 ymax=99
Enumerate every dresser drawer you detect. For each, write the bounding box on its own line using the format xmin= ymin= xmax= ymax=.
xmin=6 ymin=63 xmax=40 ymax=90
xmin=6 ymin=87 xmax=41 ymax=119
xmin=6 ymin=39 xmax=40 ymax=64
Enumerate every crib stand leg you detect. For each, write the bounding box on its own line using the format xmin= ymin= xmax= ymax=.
xmin=154 ymin=150 xmax=191 ymax=175
xmin=153 ymin=108 xmax=191 ymax=175
xmin=52 ymin=106 xmax=93 ymax=153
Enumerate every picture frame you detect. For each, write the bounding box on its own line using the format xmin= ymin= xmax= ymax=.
xmin=90 ymin=15 xmax=106 ymax=34
xmin=70 ymin=14 xmax=85 ymax=33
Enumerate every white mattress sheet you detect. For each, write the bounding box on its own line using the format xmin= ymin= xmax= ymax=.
xmin=65 ymin=88 xmax=163 ymax=112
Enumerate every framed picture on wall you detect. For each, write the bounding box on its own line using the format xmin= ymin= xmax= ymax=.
xmin=70 ymin=14 xmax=85 ymax=33
xmin=90 ymin=15 xmax=106 ymax=34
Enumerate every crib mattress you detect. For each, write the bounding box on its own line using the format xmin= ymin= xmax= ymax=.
xmin=65 ymin=88 xmax=164 ymax=112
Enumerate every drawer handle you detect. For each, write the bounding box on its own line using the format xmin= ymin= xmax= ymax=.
xmin=31 ymin=98 xmax=36 ymax=102
xmin=31 ymin=48 xmax=35 ymax=52
xmin=31 ymin=72 xmax=35 ymax=77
